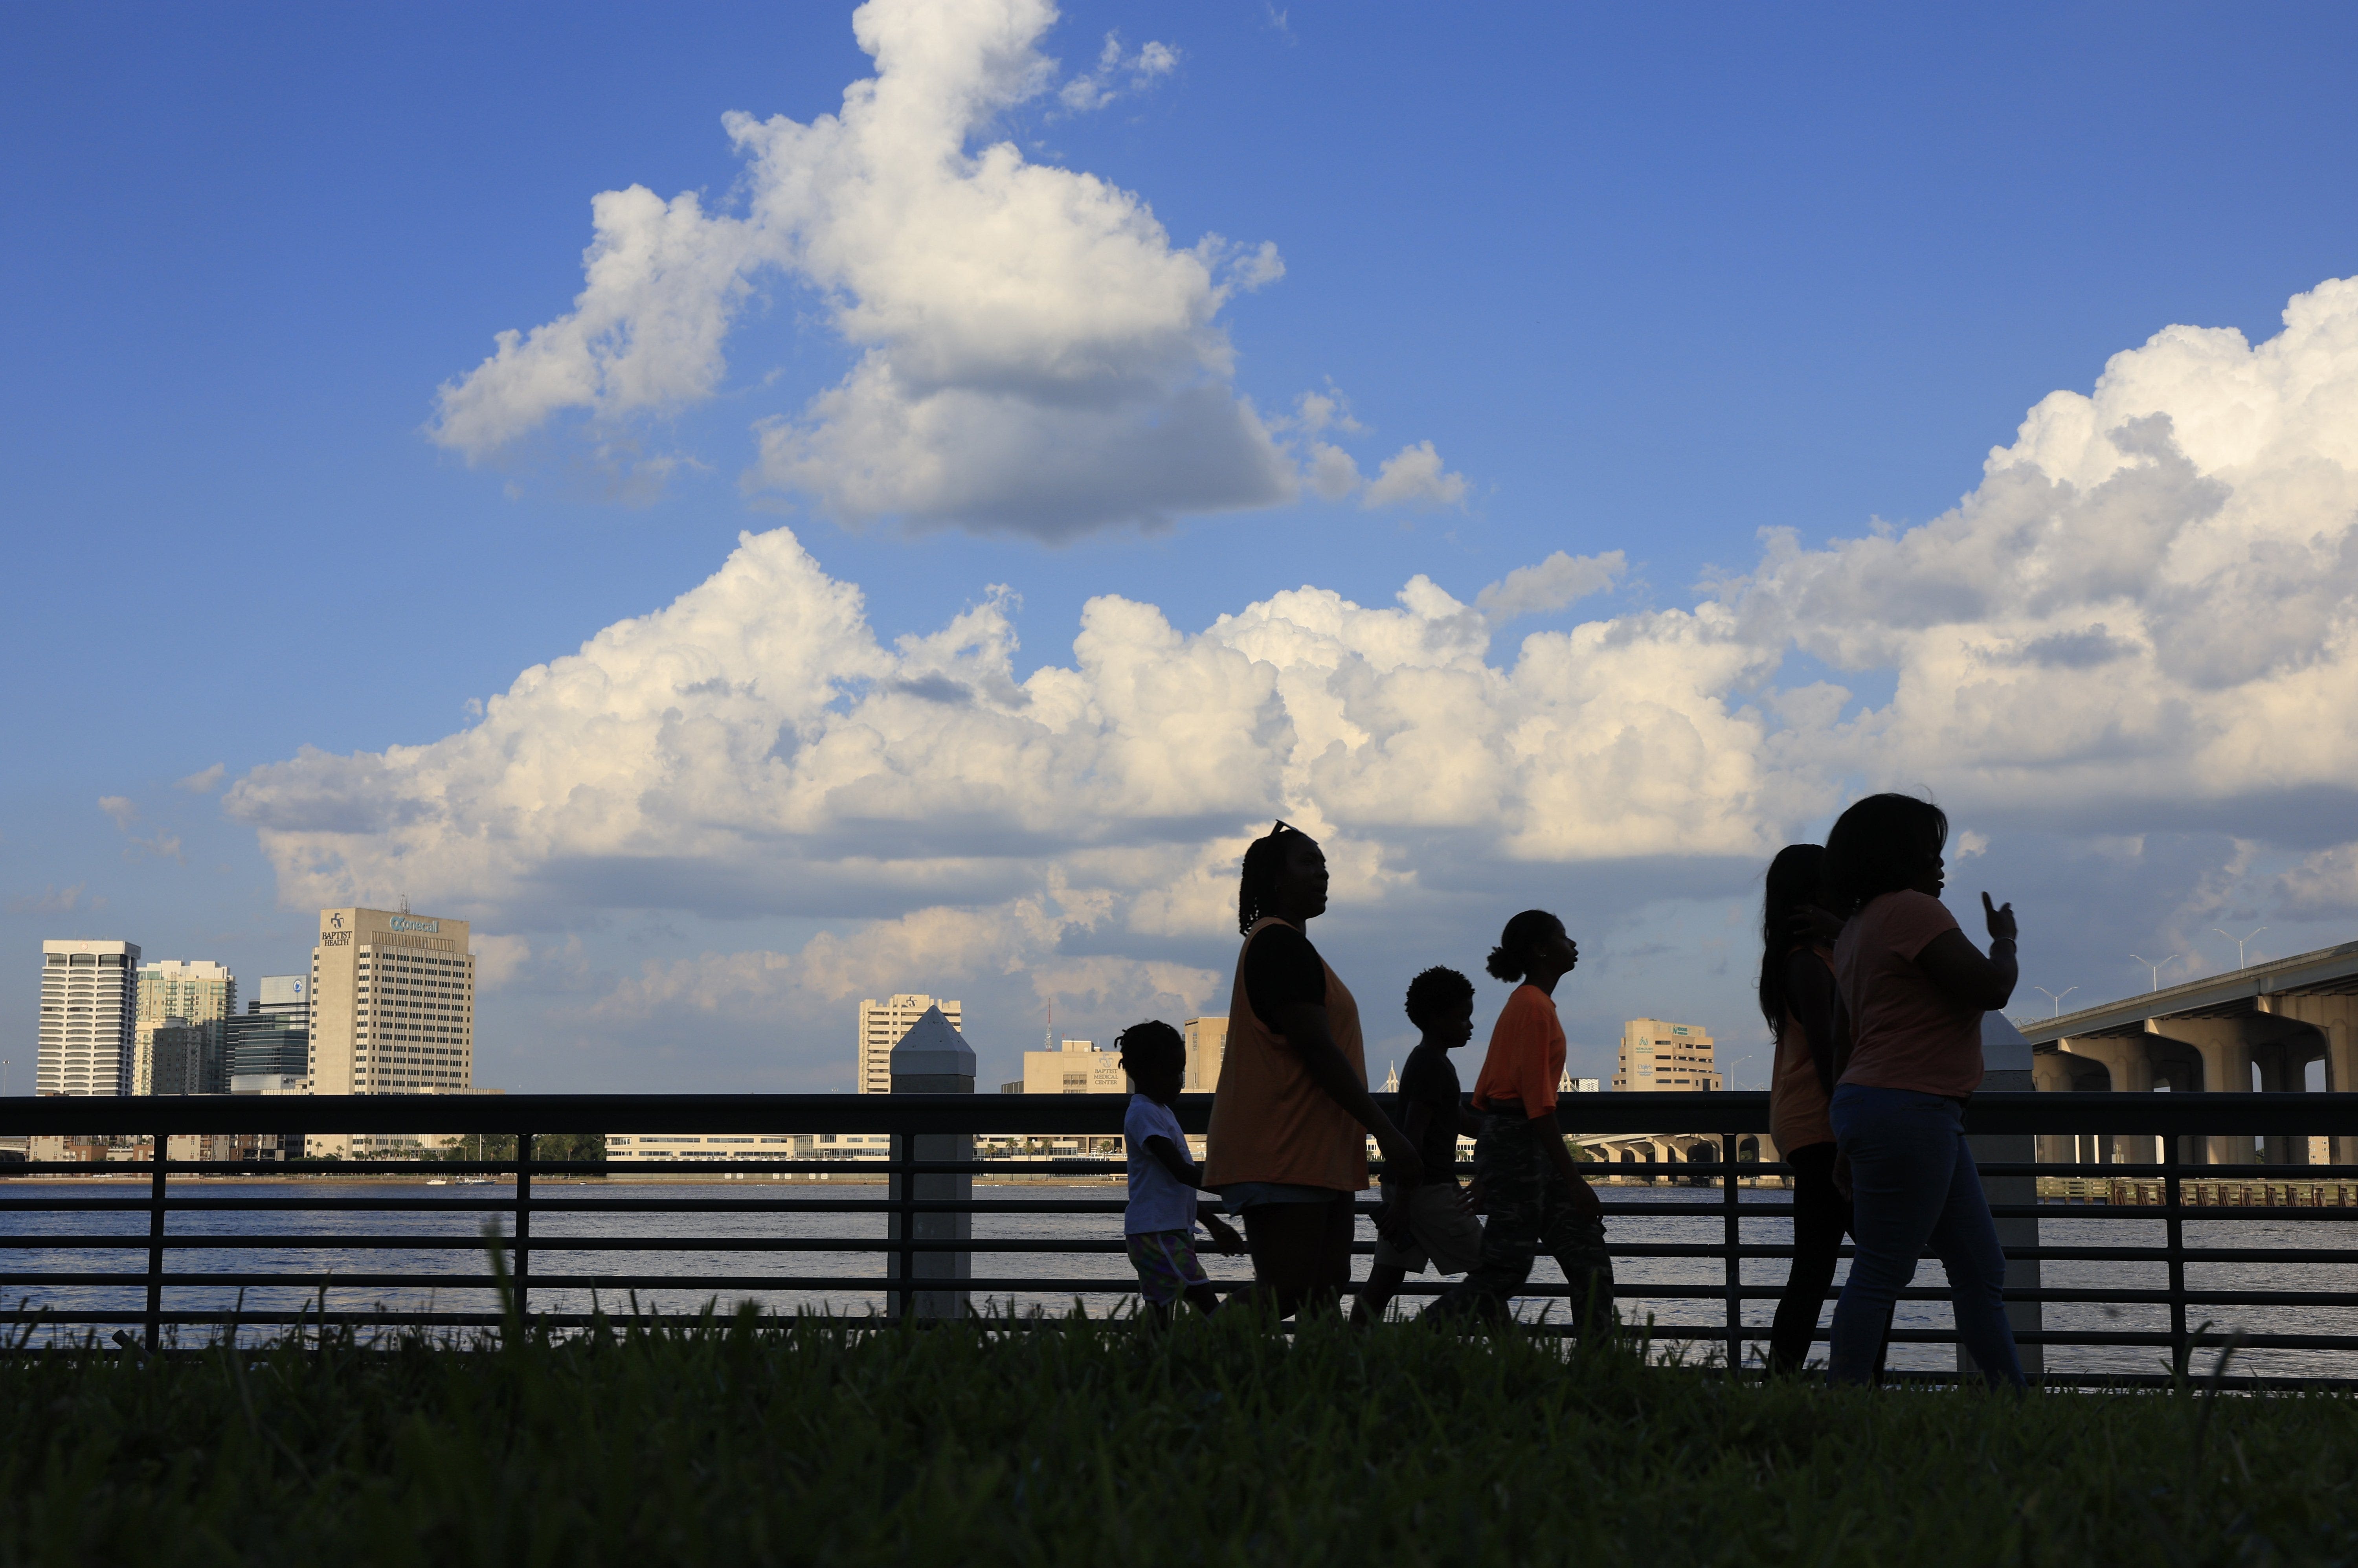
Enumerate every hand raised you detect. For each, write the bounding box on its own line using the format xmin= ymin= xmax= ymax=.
xmin=1981 ymin=892 xmax=2017 ymax=944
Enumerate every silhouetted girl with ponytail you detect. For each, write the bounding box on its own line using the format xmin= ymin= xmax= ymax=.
xmin=1425 ymin=910 xmax=1614 ymax=1337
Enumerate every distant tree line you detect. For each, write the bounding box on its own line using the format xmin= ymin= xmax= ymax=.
xmin=427 ymin=1132 xmax=606 ymax=1163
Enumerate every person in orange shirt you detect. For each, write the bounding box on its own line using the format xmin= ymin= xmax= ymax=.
xmin=1423 ymin=909 xmax=1614 ymax=1337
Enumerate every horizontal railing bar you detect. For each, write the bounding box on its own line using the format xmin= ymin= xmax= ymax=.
xmin=12 ymin=1274 xmax=2358 ymax=1311
xmin=14 ymin=1089 xmax=2358 ymax=1138
xmin=11 ymin=1233 xmax=2358 ymax=1267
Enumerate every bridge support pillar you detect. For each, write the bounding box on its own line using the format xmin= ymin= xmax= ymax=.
xmin=889 ymin=1006 xmax=974 ymax=1322
xmin=1968 ymin=1017 xmax=2042 ymax=1381
xmin=2053 ymin=1037 xmax=2156 ymax=1166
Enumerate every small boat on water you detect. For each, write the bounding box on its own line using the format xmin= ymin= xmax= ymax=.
xmin=425 ymin=1177 xmax=449 ymax=1186
xmin=455 ymin=1174 xmax=494 ymax=1186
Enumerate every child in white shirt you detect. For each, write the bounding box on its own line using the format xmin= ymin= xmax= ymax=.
xmin=1118 ymin=1021 xmax=1243 ymax=1322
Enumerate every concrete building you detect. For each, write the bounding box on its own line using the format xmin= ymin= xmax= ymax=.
xmin=1003 ymin=1039 xmax=1130 ymax=1095
xmin=307 ymin=907 xmax=475 ymax=1097
xmin=37 ymin=940 xmax=140 ymax=1096
xmin=1612 ymin=1019 xmax=1721 ymax=1092
xmin=857 ymin=994 xmax=962 ymax=1094
xmin=136 ymin=960 xmax=235 ymax=1095
xmin=305 ymin=908 xmax=476 ymax=1156
xmin=1183 ymin=1016 xmax=1227 ymax=1092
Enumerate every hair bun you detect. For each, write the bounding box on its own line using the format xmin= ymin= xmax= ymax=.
xmin=1485 ymin=945 xmax=1522 ymax=982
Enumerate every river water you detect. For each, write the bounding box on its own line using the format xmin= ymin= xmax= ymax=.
xmin=6 ymin=1181 xmax=2352 ymax=1377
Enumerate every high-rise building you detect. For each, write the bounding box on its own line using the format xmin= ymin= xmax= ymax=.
xmin=1612 ymin=1019 xmax=1721 ymax=1092
xmin=1182 ymin=1016 xmax=1228 ymax=1093
xmin=856 ymin=994 xmax=962 ymax=1093
xmin=307 ymin=908 xmax=475 ymax=1098
xmin=147 ymin=1022 xmax=213 ymax=1096
xmin=37 ymin=940 xmax=140 ymax=1096
xmin=136 ymin=960 xmax=235 ymax=1095
xmin=227 ymin=980 xmax=311 ymax=1091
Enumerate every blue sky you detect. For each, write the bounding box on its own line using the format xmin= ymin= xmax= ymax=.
xmin=7 ymin=0 xmax=2358 ymax=1095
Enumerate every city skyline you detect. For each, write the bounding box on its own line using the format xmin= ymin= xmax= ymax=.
xmin=10 ymin=2 xmax=2358 ymax=1095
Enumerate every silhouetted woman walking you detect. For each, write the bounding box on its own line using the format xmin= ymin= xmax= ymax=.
xmin=1759 ymin=843 xmax=1848 ymax=1375
xmin=1205 ymin=822 xmax=1425 ymax=1319
xmin=1822 ymin=794 xmax=2025 ymax=1388
xmin=1425 ymin=909 xmax=1614 ymax=1337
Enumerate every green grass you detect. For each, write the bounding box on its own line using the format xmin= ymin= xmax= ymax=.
xmin=3 ymin=1309 xmax=2354 ymax=1566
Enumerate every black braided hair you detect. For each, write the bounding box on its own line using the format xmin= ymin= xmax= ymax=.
xmin=1238 ymin=819 xmax=1316 ymax=935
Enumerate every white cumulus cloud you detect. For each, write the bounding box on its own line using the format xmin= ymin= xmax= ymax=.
xmin=255 ymin=275 xmax=2358 ymax=1081
xmin=1362 ymin=440 xmax=1469 ymax=510
xmin=428 ymin=0 xmax=1429 ymax=540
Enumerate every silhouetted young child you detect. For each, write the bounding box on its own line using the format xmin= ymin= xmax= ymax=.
xmin=1118 ymin=1021 xmax=1244 ymax=1322
xmin=1353 ymin=967 xmax=1487 ymax=1323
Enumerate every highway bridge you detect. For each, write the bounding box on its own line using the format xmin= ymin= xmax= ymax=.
xmin=2022 ymin=938 xmax=2358 ymax=1166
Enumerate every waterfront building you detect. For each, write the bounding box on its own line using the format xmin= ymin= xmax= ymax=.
xmin=1182 ymin=1016 xmax=1227 ymax=1092
xmin=856 ymin=994 xmax=961 ymax=1094
xmin=1612 ymin=1019 xmax=1721 ymax=1092
xmin=136 ymin=960 xmax=235 ymax=1095
xmin=604 ymin=1132 xmax=887 ymax=1171
xmin=307 ymin=907 xmax=475 ymax=1097
xmin=1006 ymin=1039 xmax=1130 ymax=1095
xmin=37 ymin=940 xmax=140 ymax=1096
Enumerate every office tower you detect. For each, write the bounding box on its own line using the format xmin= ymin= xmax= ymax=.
xmin=307 ymin=908 xmax=475 ymax=1097
xmin=1182 ymin=1016 xmax=1228 ymax=1092
xmin=136 ymin=959 xmax=235 ymax=1095
xmin=37 ymin=940 xmax=140 ymax=1096
xmin=1612 ymin=1019 xmax=1722 ymax=1092
xmin=856 ymin=995 xmax=962 ymax=1093
xmin=227 ymin=977 xmax=311 ymax=1089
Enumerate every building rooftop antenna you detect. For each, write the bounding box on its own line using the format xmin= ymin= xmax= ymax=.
xmin=398 ymin=893 xmax=410 ymax=915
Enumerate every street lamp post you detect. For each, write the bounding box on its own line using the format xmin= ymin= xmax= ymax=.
xmin=2033 ymin=986 xmax=2077 ymax=1019
xmin=2130 ymin=954 xmax=2178 ymax=993
xmin=2211 ymin=927 xmax=2268 ymax=971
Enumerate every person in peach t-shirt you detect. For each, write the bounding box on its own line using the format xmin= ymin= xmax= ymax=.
xmin=1822 ymin=793 xmax=2026 ymax=1389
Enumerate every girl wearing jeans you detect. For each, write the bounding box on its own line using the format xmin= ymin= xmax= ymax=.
xmin=1823 ymin=794 xmax=2026 ymax=1389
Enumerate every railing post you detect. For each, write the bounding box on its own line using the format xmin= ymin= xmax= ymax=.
xmin=145 ymin=1126 xmax=168 ymax=1355
xmin=513 ymin=1132 xmax=533 ymax=1328
xmin=1721 ymin=1135 xmax=1742 ymax=1372
xmin=2163 ymin=1125 xmax=2188 ymax=1379
xmin=887 ymin=1007 xmax=974 ymax=1322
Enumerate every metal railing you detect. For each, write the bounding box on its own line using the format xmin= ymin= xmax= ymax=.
xmin=4 ymin=1091 xmax=2357 ymax=1386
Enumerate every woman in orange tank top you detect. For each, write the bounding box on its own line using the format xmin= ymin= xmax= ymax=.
xmin=1205 ymin=822 xmax=1425 ymax=1319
